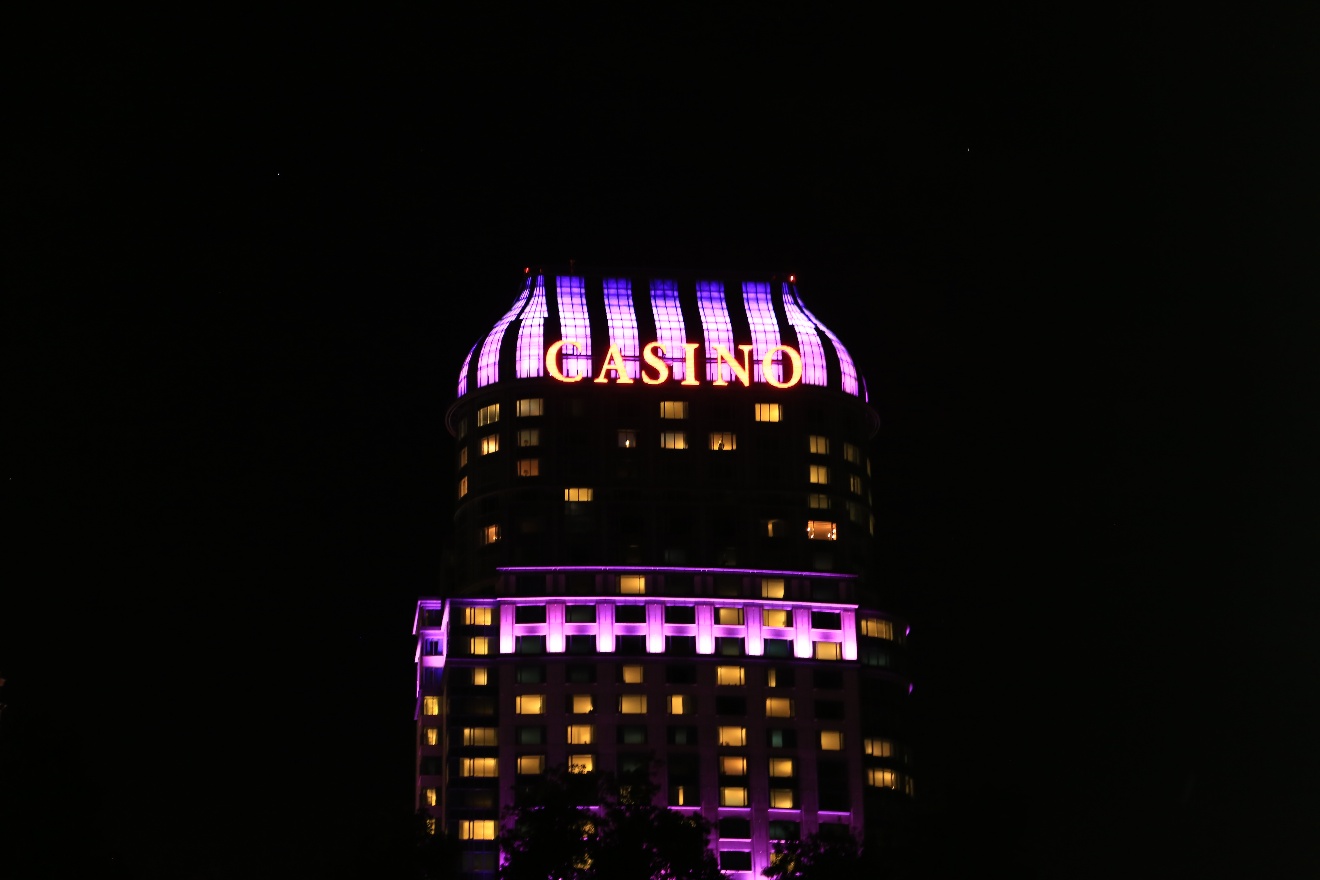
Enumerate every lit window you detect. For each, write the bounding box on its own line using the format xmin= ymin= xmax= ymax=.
xmin=470 ymin=667 xmax=489 ymax=686
xmin=720 ymin=787 xmax=749 ymax=807
xmin=820 ymin=730 xmax=843 ymax=750
xmin=769 ymin=789 xmax=796 ymax=808
xmin=865 ymin=738 xmax=895 ymax=757
xmin=469 ymin=637 xmax=490 ymax=655
xmin=423 ymin=787 xmax=437 ymax=806
xmin=809 ymin=435 xmax=830 ymax=454
xmin=460 ymin=757 xmax=498 ymax=777
xmin=807 ymin=493 xmax=830 ymax=509
xmin=660 ymin=401 xmax=689 ymax=419
xmin=762 ymin=518 xmax=786 ymax=537
xmin=480 ymin=434 xmax=499 ymax=455
xmin=516 ymin=398 xmax=543 ymax=417
xmin=569 ymin=755 xmax=595 ymax=773
xmin=716 ymin=607 xmax=744 ymax=626
xmin=720 ymin=756 xmax=748 ymax=776
xmin=754 ymin=403 xmax=783 ymax=422
xmin=517 ymin=755 xmax=546 ymax=775
xmin=814 ymin=642 xmax=841 ymax=661
xmin=617 ymin=575 xmax=646 ymax=595
xmin=618 ymin=429 xmax=637 ymax=448
xmin=843 ymin=442 xmax=861 ymax=464
xmin=516 ymin=695 xmax=545 ymax=714
xmin=458 ymin=476 xmax=468 ymax=498
xmin=570 ymin=694 xmax=594 ymax=714
xmin=762 ymin=608 xmax=790 ymax=628
xmin=422 ymin=696 xmax=440 ymax=716
xmin=465 ymin=607 xmax=492 ymax=626
xmin=769 ymin=758 xmax=795 ymax=778
xmin=718 ymin=726 xmax=747 ymax=747
xmin=668 ymin=694 xmax=693 ymax=715
xmin=806 ymin=520 xmax=837 ymax=541
xmin=567 ymin=724 xmax=595 ymax=745
xmin=462 ymin=727 xmax=497 ymax=746
xmin=424 ymin=727 xmax=439 ymax=746
xmin=868 ymin=768 xmax=899 ymax=788
xmin=564 ymin=487 xmax=594 ymax=502
xmin=619 ymin=695 xmax=648 ymax=714
xmin=458 ymin=447 xmax=468 ymax=468
xmin=459 ymin=819 xmax=496 ymax=840
xmin=517 ymin=458 xmax=539 ymax=477
xmin=761 ymin=578 xmax=785 ymax=599
xmin=860 ymin=618 xmax=894 ymax=640
xmin=709 ymin=432 xmax=736 ymax=451
xmin=426 ymin=817 xmax=436 ymax=835
xmin=517 ymin=428 xmax=540 ymax=447
xmin=659 ymin=431 xmax=688 ymax=450
xmin=477 ymin=403 xmax=500 ymax=426
xmin=716 ymin=665 xmax=745 ymax=686
xmin=808 ymin=465 xmax=830 ymax=485
xmin=482 ymin=524 xmax=501 ymax=544
xmin=620 ymin=665 xmax=644 ymax=684
xmin=849 ymin=474 xmax=863 ymax=495
xmin=765 ymin=698 xmax=795 ymax=718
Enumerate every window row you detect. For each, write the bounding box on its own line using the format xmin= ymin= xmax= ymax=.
xmin=454 ymin=634 xmax=847 ymax=660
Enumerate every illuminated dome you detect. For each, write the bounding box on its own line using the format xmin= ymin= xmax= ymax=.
xmin=456 ymin=269 xmax=866 ymax=399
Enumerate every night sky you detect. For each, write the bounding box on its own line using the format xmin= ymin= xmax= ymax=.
xmin=9 ymin=7 xmax=1319 ymax=879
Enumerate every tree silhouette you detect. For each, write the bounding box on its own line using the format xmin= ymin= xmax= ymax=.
xmin=761 ymin=830 xmax=865 ymax=880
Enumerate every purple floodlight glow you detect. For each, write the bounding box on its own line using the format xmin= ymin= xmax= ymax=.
xmin=696 ymin=605 xmax=715 ymax=655
xmin=515 ymin=275 xmax=548 ymax=378
xmin=499 ymin=605 xmax=515 ymax=654
xmin=456 ymin=343 xmax=477 ymax=398
xmin=649 ymin=280 xmax=689 ymax=380
xmin=790 ymin=288 xmax=860 ymax=396
xmin=695 ymin=281 xmax=736 ymax=382
xmin=555 ymin=276 xmax=592 ymax=379
xmin=781 ymin=283 xmax=829 ymax=388
xmin=603 ymin=278 xmax=640 ymax=380
xmin=742 ymin=282 xmax=783 ymax=383
xmin=476 ymin=279 xmax=532 ymax=389
xmin=499 ymin=565 xmax=856 ymax=580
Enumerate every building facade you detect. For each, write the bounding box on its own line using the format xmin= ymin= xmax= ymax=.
xmin=415 ymin=269 xmax=912 ymax=878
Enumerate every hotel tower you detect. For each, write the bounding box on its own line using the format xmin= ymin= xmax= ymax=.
xmin=415 ymin=268 xmax=913 ymax=877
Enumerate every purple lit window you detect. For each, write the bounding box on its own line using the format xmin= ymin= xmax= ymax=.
xmin=603 ymin=278 xmax=640 ymax=380
xmin=476 ymin=279 xmax=532 ymax=389
xmin=649 ymin=280 xmax=688 ymax=380
xmin=696 ymin=281 xmax=735 ymax=382
xmin=790 ymin=286 xmax=859 ymax=396
xmin=742 ymin=282 xmax=783 ymax=383
xmin=515 ymin=275 xmax=548 ymax=379
xmin=457 ymin=343 xmax=477 ymax=397
xmin=781 ymin=283 xmax=829 ymax=388
xmin=555 ymin=276 xmax=592 ymax=379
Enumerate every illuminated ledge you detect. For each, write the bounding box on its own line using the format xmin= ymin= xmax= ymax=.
xmin=500 ymin=565 xmax=857 ymax=579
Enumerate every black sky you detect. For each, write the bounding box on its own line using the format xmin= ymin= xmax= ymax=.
xmin=9 ymin=6 xmax=1320 ymax=878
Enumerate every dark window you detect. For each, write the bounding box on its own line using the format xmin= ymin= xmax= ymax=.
xmin=715 ymin=576 xmax=741 ymax=597
xmin=516 ymin=575 xmax=544 ymax=595
xmin=767 ymin=820 xmax=800 ymax=841
xmin=815 ymin=699 xmax=846 ymax=720
xmin=811 ymin=581 xmax=840 ymax=602
xmin=566 ymin=663 xmax=596 ymax=684
xmin=813 ymin=669 xmax=845 ymax=690
xmin=769 ymin=667 xmax=796 ymax=687
xmin=861 ymin=646 xmax=890 ymax=667
xmin=662 ymin=574 xmax=693 ymax=595
xmin=615 ymin=605 xmax=646 ymax=623
xmin=767 ymin=728 xmax=798 ymax=749
xmin=818 ymin=762 xmax=850 ymax=812
xmin=665 ymin=635 xmax=696 ymax=655
xmin=720 ymin=851 xmax=752 ymax=871
xmin=566 ymin=572 xmax=595 ymax=594
xmin=565 ymin=604 xmax=596 ymax=623
xmin=566 ymin=634 xmax=596 ymax=655
xmin=810 ymin=611 xmax=842 ymax=629
xmin=716 ymin=637 xmax=744 ymax=657
xmin=616 ymin=635 xmax=646 ymax=655
xmin=667 ymin=725 xmax=698 ymax=746
xmin=515 ymin=635 xmax=545 ymax=655
xmin=715 ymin=696 xmax=747 ymax=716
xmin=663 ymin=605 xmax=696 ymax=624
xmin=665 ymin=664 xmax=697 ymax=685
xmin=422 ymin=667 xmax=442 ymax=685
xmin=452 ymin=696 xmax=496 ymax=716
xmin=764 ymin=638 xmax=792 ymax=658
xmin=515 ymin=605 xmax=547 ymax=624
xmin=818 ymin=821 xmax=852 ymax=841
xmin=719 ymin=818 xmax=752 ymax=839
xmin=618 ymin=753 xmax=649 ymax=776
xmin=516 ymin=726 xmax=545 ymax=745
xmin=617 ymin=726 xmax=647 ymax=745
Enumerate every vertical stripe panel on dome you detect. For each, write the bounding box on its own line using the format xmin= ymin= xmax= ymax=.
xmin=457 ymin=342 xmax=478 ymax=397
xmin=794 ymin=290 xmax=860 ymax=396
xmin=476 ymin=279 xmax=532 ymax=389
xmin=649 ymin=280 xmax=688 ymax=381
xmin=515 ymin=275 xmax=548 ymax=379
xmin=602 ymin=278 xmax=640 ymax=379
xmin=742 ymin=281 xmax=783 ymax=384
xmin=555 ymin=275 xmax=592 ymax=379
xmin=780 ymin=284 xmax=829 ymax=388
xmin=696 ymin=281 xmax=735 ymax=382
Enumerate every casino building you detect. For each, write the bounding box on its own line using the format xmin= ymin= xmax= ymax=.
xmin=415 ymin=268 xmax=913 ymax=878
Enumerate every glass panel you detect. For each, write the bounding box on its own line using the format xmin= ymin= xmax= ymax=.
xmin=515 ymin=276 xmax=548 ymax=378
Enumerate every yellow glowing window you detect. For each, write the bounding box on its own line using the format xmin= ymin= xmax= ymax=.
xmin=765 ymin=698 xmax=794 ymax=718
xmin=424 ymin=727 xmax=439 ymax=746
xmin=820 ymin=730 xmax=843 ymax=750
xmin=808 ymin=435 xmax=830 ymax=454
xmin=659 ymin=401 xmax=689 ymax=419
xmin=769 ymin=758 xmax=795 ymax=777
xmin=718 ymin=726 xmax=747 ymax=747
xmin=618 ymin=575 xmax=646 ymax=595
xmin=807 ymin=493 xmax=830 ymax=509
xmin=471 ymin=667 xmax=489 ymax=686
xmin=843 ymin=442 xmax=861 ymax=464
xmin=814 ymin=642 xmax=841 ymax=661
xmin=570 ymin=694 xmax=594 ymax=714
xmin=462 ymin=727 xmax=497 ymax=746
xmin=516 ymin=695 xmax=545 ymax=715
xmin=865 ymin=738 xmax=895 ymax=757
xmin=517 ymin=428 xmax=540 ymax=447
xmin=620 ymin=664 xmax=644 ymax=684
xmin=517 ymin=755 xmax=546 ymax=775
xmin=618 ymin=429 xmax=637 ymax=448
xmin=469 ymin=637 xmax=490 ymax=655
xmin=567 ymin=724 xmax=595 ymax=745
xmin=720 ymin=787 xmax=749 ymax=807
xmin=767 ymin=669 xmax=781 ymax=688
xmin=849 ymin=474 xmax=863 ymax=495
xmin=763 ymin=518 xmax=786 ymax=537
xmin=754 ymin=403 xmax=783 ymax=422
xmin=458 ymin=476 xmax=468 ymax=498
xmin=517 ymin=459 xmax=539 ymax=478
xmin=808 ymin=464 xmax=829 ymax=485
xmin=762 ymin=608 xmax=791 ymax=628
xmin=672 ymin=784 xmax=694 ymax=806
xmin=619 ymin=694 xmax=648 ymax=714
xmin=716 ymin=607 xmax=744 ymax=626
xmin=720 ymin=756 xmax=748 ymax=776
xmin=564 ymin=487 xmax=593 ymax=501
xmin=516 ymin=398 xmax=543 ymax=417
xmin=460 ymin=757 xmax=498 ymax=777
xmin=460 ymin=819 xmax=497 ymax=840
xmin=426 ymin=817 xmax=436 ymax=835
xmin=465 ymin=607 xmax=492 ymax=626
xmin=867 ymin=457 xmax=873 ymax=476
xmin=668 ymin=694 xmax=693 ymax=715
xmin=422 ymin=696 xmax=440 ymax=716
xmin=716 ymin=665 xmax=745 ymax=686
xmin=709 ymin=432 xmax=736 ymax=451
xmin=480 ymin=434 xmax=499 ymax=455
xmin=861 ymin=618 xmax=894 ymax=640
xmin=868 ymin=768 xmax=899 ymax=788
xmin=477 ymin=403 xmax=499 ymax=426
xmin=569 ymin=754 xmax=595 ymax=773
xmin=458 ymin=446 xmax=468 ymax=468
xmin=482 ymin=524 xmax=501 ymax=544
xmin=761 ymin=578 xmax=785 ymax=599
xmin=769 ymin=789 xmax=795 ymax=808
xmin=806 ymin=520 xmax=836 ymax=541
xmin=423 ymin=787 xmax=437 ymax=806
xmin=659 ymin=431 xmax=688 ymax=449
